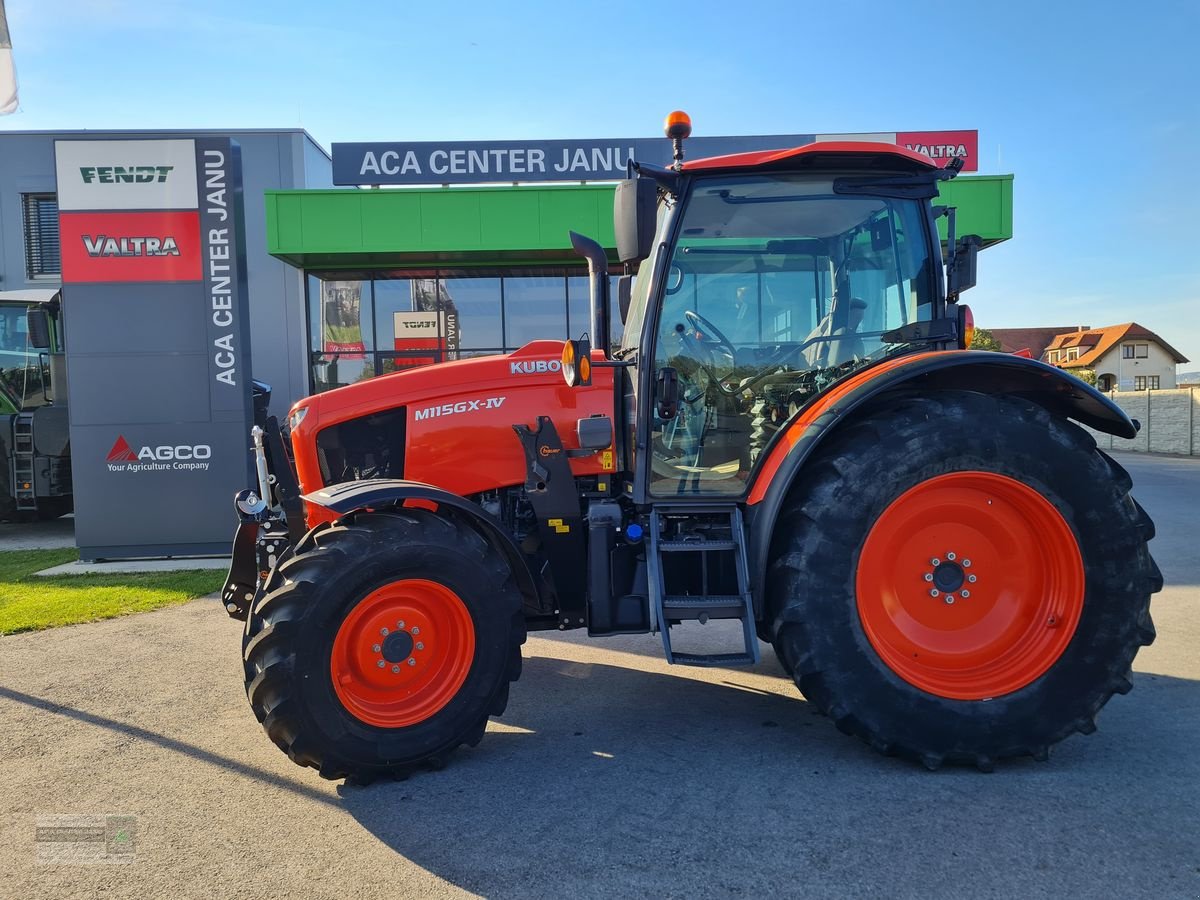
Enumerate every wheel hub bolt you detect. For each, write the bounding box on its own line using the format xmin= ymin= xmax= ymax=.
xmin=945 ymin=595 xmax=956 ymax=605
xmin=372 ymin=643 xmax=381 ymax=652
xmin=380 ymin=627 xmax=389 ymax=636
xmin=376 ymin=660 xmax=385 ymax=668
xmin=416 ymin=642 xmax=424 ymax=651
xmin=924 ymin=573 xmax=934 ymax=582
xmin=930 ymin=589 xmax=940 ymax=598
xmin=392 ymin=665 xmax=400 ymax=673
xmin=968 ymin=574 xmax=977 ymax=583
xmin=411 ymin=627 xmax=421 ymax=636
xmin=397 ymin=621 xmax=405 ymax=629
xmin=961 ymin=590 xmax=971 ymax=599
xmin=931 ymin=558 xmax=941 ymax=567
xmin=947 ymin=552 xmax=957 ymax=561
xmin=963 ymin=559 xmax=972 ymax=568
xmin=408 ymin=658 xmax=417 ymax=666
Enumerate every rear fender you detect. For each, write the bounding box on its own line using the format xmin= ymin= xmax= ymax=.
xmin=304 ymin=479 xmax=542 ymax=614
xmin=746 ymin=351 xmax=1136 ymax=613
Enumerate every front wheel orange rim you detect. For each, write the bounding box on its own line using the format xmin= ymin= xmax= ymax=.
xmin=330 ymin=579 xmax=476 ymax=728
xmin=856 ymin=472 xmax=1085 ymax=701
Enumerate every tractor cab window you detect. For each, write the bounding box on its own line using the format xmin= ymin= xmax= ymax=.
xmin=648 ymin=173 xmax=935 ymax=496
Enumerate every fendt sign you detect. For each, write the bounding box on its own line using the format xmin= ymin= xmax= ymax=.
xmin=333 ymin=130 xmax=978 ymax=185
xmin=55 ymin=138 xmax=253 ymax=559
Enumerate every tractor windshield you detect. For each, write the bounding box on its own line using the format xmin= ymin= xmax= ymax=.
xmin=0 ymin=304 xmax=51 ymax=410
xmin=647 ymin=172 xmax=936 ymax=496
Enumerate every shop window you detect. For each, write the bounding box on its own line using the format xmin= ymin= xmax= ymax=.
xmin=504 ymin=275 xmax=568 ymax=349
xmin=374 ymin=276 xmax=452 ymax=360
xmin=439 ymin=273 xmax=503 ymax=350
xmin=308 ymin=277 xmax=374 ymax=392
xmin=23 ymin=194 xmax=61 ymax=279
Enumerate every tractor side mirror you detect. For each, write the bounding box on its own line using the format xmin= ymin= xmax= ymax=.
xmin=616 ymin=275 xmax=633 ymax=325
xmin=26 ymin=308 xmax=51 ymax=349
xmin=614 ymin=177 xmax=657 ymax=264
xmin=655 ymin=367 xmax=679 ymax=420
xmin=947 ymin=234 xmax=981 ymax=300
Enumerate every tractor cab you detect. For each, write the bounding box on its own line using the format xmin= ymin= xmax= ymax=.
xmin=627 ymin=166 xmax=941 ymax=496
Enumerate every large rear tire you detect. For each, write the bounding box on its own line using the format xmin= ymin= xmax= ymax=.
xmin=243 ymin=508 xmax=526 ymax=782
xmin=767 ymin=391 xmax=1161 ymax=769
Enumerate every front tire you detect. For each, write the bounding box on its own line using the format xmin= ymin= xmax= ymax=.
xmin=243 ymin=508 xmax=526 ymax=782
xmin=767 ymin=391 xmax=1161 ymax=769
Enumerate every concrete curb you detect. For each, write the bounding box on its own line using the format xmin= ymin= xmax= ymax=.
xmin=34 ymin=558 xmax=230 ymax=577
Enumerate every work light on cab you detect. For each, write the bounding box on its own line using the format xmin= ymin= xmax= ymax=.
xmin=958 ymin=304 xmax=975 ymax=350
xmin=561 ymin=336 xmax=592 ymax=387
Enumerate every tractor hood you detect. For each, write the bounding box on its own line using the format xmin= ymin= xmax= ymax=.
xmin=289 ymin=341 xmax=616 ymax=502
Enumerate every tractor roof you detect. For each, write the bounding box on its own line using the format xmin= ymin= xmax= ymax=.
xmin=0 ymin=288 xmax=60 ymax=305
xmin=683 ymin=141 xmax=938 ymax=175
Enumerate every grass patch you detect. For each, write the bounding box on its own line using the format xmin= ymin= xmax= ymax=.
xmin=0 ymin=549 xmax=225 ymax=636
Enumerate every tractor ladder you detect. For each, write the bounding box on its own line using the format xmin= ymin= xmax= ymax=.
xmin=13 ymin=412 xmax=37 ymax=512
xmin=646 ymin=504 xmax=760 ymax=667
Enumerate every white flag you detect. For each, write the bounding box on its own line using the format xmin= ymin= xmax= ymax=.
xmin=0 ymin=0 xmax=17 ymax=115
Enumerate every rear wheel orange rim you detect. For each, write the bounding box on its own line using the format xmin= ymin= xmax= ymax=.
xmin=330 ymin=579 xmax=475 ymax=727
xmin=856 ymin=472 xmax=1084 ymax=700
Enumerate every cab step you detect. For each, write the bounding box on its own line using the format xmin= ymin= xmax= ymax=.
xmin=647 ymin=504 xmax=759 ymax=668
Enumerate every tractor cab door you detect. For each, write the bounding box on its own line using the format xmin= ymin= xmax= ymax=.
xmin=640 ymin=172 xmax=937 ymax=498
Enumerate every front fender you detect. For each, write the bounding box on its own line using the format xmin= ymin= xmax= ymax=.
xmin=304 ymin=479 xmax=542 ymax=614
xmin=745 ymin=350 xmax=1136 ymax=614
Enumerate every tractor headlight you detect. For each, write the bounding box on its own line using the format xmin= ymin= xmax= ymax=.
xmin=288 ymin=405 xmax=309 ymax=432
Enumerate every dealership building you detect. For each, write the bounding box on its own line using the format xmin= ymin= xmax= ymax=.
xmin=0 ymin=126 xmax=1012 ymax=557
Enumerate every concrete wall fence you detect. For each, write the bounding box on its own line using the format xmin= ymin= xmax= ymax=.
xmin=1080 ymin=388 xmax=1200 ymax=456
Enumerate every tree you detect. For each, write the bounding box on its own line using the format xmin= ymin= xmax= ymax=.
xmin=969 ymin=327 xmax=1002 ymax=352
xmin=1069 ymin=368 xmax=1098 ymax=387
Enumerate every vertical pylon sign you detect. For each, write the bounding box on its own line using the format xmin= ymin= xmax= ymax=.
xmin=0 ymin=0 xmax=18 ymax=115
xmin=55 ymin=139 xmax=254 ymax=559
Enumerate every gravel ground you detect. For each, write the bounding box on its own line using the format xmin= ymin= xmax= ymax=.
xmin=0 ymin=452 xmax=1197 ymax=899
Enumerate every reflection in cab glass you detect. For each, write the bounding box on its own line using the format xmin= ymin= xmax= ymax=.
xmin=650 ymin=173 xmax=935 ymax=496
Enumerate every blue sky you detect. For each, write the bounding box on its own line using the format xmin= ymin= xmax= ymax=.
xmin=5 ymin=0 xmax=1198 ymax=365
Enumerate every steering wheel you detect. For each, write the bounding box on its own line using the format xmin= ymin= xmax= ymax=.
xmin=683 ymin=310 xmax=737 ymax=363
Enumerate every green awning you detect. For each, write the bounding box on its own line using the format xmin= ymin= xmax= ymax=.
xmin=266 ymin=176 xmax=1013 ymax=271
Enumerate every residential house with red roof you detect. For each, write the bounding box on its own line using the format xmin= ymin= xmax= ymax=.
xmin=1043 ymin=323 xmax=1189 ymax=391
xmin=990 ymin=326 xmax=1089 ymax=360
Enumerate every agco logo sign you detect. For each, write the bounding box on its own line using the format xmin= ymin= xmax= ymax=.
xmin=510 ymin=359 xmax=562 ymax=375
xmin=106 ymin=435 xmax=212 ymax=473
xmin=79 ymin=165 xmax=174 ymax=184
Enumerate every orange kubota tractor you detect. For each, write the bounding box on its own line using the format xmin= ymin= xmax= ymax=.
xmin=223 ymin=113 xmax=1160 ymax=780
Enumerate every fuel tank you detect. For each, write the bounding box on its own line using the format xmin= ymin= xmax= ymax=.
xmin=288 ymin=341 xmax=617 ymax=522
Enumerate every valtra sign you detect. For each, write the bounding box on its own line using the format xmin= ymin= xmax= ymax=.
xmin=55 ymin=137 xmax=253 ymax=560
xmin=59 ymin=210 xmax=202 ymax=283
xmin=332 ymin=130 xmax=979 ymax=185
